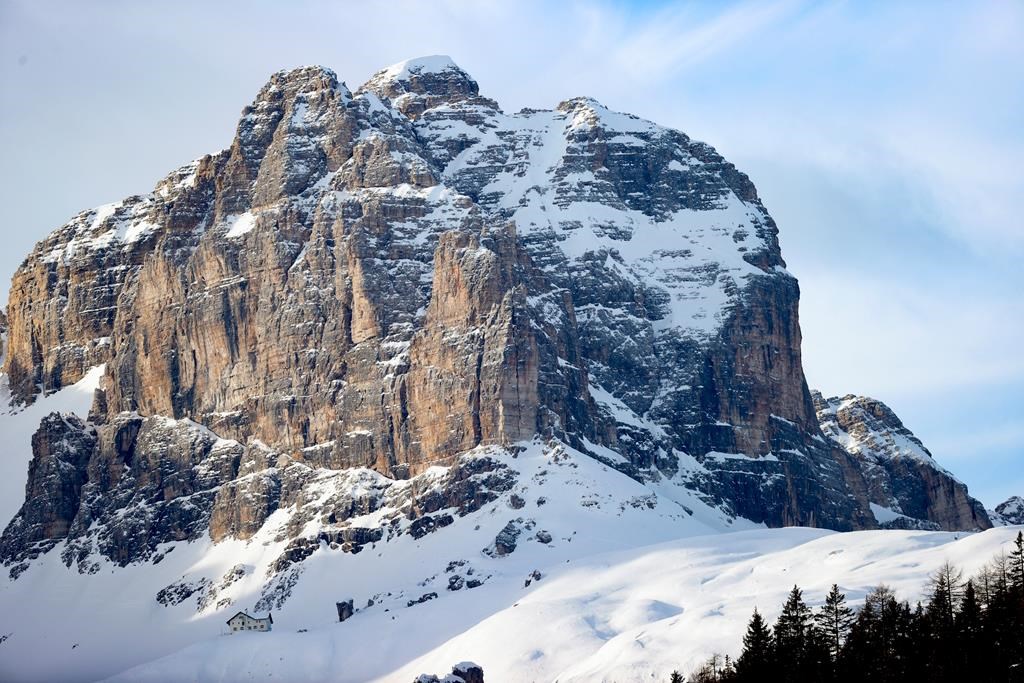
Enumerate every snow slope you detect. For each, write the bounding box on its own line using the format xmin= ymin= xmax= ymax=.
xmin=2 ymin=427 xmax=1016 ymax=683
xmin=0 ymin=438 xmax=742 ymax=682
xmin=100 ymin=526 xmax=1020 ymax=683
xmin=1 ymin=401 xmax=1014 ymax=683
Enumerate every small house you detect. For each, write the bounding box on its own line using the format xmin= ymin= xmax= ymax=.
xmin=226 ymin=611 xmax=273 ymax=633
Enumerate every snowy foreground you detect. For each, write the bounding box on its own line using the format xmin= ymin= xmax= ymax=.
xmin=6 ymin=526 xmax=1014 ymax=683
xmin=0 ymin=377 xmax=1019 ymax=682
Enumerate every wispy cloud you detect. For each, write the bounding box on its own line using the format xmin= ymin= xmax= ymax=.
xmin=605 ymin=0 xmax=801 ymax=82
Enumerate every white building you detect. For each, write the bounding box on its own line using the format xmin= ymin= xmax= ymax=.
xmin=226 ymin=611 xmax=273 ymax=633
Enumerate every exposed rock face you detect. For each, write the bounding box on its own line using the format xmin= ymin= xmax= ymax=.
xmin=0 ymin=55 xmax=991 ymax=580
xmin=0 ymin=414 xmax=96 ymax=566
xmin=0 ymin=409 xmax=516 ymax=574
xmin=407 ymin=228 xmax=540 ymax=462
xmin=814 ymin=392 xmax=990 ymax=530
xmin=991 ymin=496 xmax=1024 ymax=526
xmin=4 ymin=192 xmax=164 ymax=400
xmin=0 ymin=413 xmax=247 ymax=573
xmin=415 ymin=662 xmax=485 ymax=683
xmin=493 ymin=520 xmax=522 ymax=556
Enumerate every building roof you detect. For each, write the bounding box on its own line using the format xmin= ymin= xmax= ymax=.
xmin=226 ymin=610 xmax=272 ymax=625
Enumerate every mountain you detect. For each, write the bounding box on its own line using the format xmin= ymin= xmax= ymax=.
xmin=813 ymin=392 xmax=989 ymax=530
xmin=0 ymin=56 xmax=997 ymax=682
xmin=990 ymin=495 xmax=1024 ymax=525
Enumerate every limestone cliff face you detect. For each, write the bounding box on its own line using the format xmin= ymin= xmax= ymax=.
xmin=406 ymin=228 xmax=540 ymax=466
xmin=4 ymin=192 xmax=162 ymax=400
xmin=0 ymin=56 xmax=991 ymax=575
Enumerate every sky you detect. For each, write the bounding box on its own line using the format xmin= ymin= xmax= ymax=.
xmin=0 ymin=0 xmax=1020 ymax=507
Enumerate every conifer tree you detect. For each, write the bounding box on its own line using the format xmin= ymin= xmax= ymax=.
xmin=721 ymin=654 xmax=736 ymax=681
xmin=814 ymin=583 xmax=854 ymax=661
xmin=774 ymin=585 xmax=812 ymax=682
xmin=836 ymin=596 xmax=872 ymax=683
xmin=974 ymin=564 xmax=997 ymax=608
xmin=958 ymin=580 xmax=981 ymax=638
xmin=734 ymin=608 xmax=773 ymax=681
xmin=905 ymin=601 xmax=929 ymax=681
xmin=669 ymin=670 xmax=684 ymax=683
xmin=1010 ymin=531 xmax=1024 ymax=591
xmin=955 ymin=580 xmax=983 ymax=679
xmin=988 ymin=549 xmax=1011 ymax=595
xmin=868 ymin=586 xmax=900 ymax=675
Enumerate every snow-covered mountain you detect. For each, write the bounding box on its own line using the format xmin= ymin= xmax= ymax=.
xmin=813 ymin=392 xmax=988 ymax=530
xmin=0 ymin=56 xmax=1001 ymax=682
xmin=990 ymin=496 xmax=1024 ymax=526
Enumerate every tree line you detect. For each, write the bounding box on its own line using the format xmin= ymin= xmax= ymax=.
xmin=669 ymin=531 xmax=1024 ymax=683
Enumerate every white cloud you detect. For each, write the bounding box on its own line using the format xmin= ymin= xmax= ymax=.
xmin=605 ymin=0 xmax=800 ymax=83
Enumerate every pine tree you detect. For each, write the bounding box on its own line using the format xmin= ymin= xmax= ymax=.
xmin=955 ymin=580 xmax=983 ymax=680
xmin=905 ymin=601 xmax=929 ymax=681
xmin=669 ymin=670 xmax=684 ymax=683
xmin=1010 ymin=531 xmax=1024 ymax=591
xmin=958 ymin=580 xmax=981 ymax=637
xmin=868 ymin=586 xmax=900 ymax=675
xmin=720 ymin=654 xmax=736 ymax=682
xmin=803 ymin=623 xmax=835 ymax=683
xmin=814 ymin=583 xmax=854 ymax=661
xmin=924 ymin=565 xmax=966 ymax=683
xmin=734 ymin=608 xmax=773 ymax=681
xmin=836 ymin=598 xmax=875 ymax=683
xmin=774 ymin=585 xmax=812 ymax=682
xmin=974 ymin=563 xmax=996 ymax=608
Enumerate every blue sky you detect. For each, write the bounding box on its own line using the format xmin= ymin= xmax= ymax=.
xmin=0 ymin=0 xmax=1020 ymax=506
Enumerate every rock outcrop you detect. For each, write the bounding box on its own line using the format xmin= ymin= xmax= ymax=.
xmin=0 ymin=306 xmax=7 ymax=390
xmin=991 ymin=496 xmax=1024 ymax=526
xmin=813 ymin=392 xmax=989 ymax=530
xmin=0 ymin=413 xmax=96 ymax=570
xmin=0 ymin=55 xmax=991 ymax=580
xmin=415 ymin=662 xmax=485 ymax=683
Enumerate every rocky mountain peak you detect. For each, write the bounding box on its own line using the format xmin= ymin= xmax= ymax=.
xmin=556 ymin=95 xmax=646 ymax=128
xmin=813 ymin=392 xmax=933 ymax=461
xmin=991 ymin=495 xmax=1024 ymax=526
xmin=0 ymin=53 xmax=1007 ymax=683
xmin=262 ymin=65 xmax=344 ymax=97
xmin=813 ymin=391 xmax=989 ymax=529
xmin=359 ymin=55 xmax=484 ymax=119
xmin=221 ymin=64 xmax=357 ymax=214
